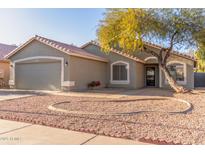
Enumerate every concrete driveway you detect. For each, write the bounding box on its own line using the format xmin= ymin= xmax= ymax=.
xmin=0 ymin=119 xmax=149 ymax=145
xmin=0 ymin=89 xmax=46 ymax=101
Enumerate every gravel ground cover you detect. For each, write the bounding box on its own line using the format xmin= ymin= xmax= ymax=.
xmin=52 ymin=98 xmax=189 ymax=114
xmin=0 ymin=88 xmax=205 ymax=144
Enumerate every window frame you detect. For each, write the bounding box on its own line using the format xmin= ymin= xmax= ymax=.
xmin=165 ymin=61 xmax=187 ymax=85
xmin=110 ymin=61 xmax=130 ymax=84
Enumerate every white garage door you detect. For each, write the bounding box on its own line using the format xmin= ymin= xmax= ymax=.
xmin=15 ymin=61 xmax=61 ymax=90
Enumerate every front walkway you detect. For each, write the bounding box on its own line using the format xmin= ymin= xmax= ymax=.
xmin=0 ymin=119 xmax=149 ymax=145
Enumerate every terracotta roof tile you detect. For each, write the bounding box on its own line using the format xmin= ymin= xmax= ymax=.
xmin=5 ymin=35 xmax=108 ymax=62
xmin=34 ymin=35 xmax=108 ymax=62
xmin=88 ymin=41 xmax=145 ymax=63
xmin=82 ymin=40 xmax=195 ymax=62
xmin=143 ymin=41 xmax=195 ymax=61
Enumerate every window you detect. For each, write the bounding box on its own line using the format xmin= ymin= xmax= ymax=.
xmin=113 ymin=65 xmax=127 ymax=80
xmin=166 ymin=61 xmax=186 ymax=84
xmin=111 ymin=61 xmax=129 ymax=84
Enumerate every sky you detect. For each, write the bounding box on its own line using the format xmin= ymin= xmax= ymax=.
xmin=0 ymin=9 xmax=105 ymax=46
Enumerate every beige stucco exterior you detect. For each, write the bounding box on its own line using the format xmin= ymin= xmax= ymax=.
xmin=8 ymin=40 xmax=108 ymax=91
xmin=83 ymin=44 xmax=145 ymax=89
xmin=9 ymin=40 xmax=69 ymax=82
xmin=83 ymin=43 xmax=195 ymax=90
xmin=160 ymin=54 xmax=195 ymax=89
xmin=7 ymin=38 xmax=195 ymax=91
xmin=132 ymin=45 xmax=195 ymax=89
xmin=0 ymin=60 xmax=10 ymax=88
xmin=68 ymin=55 xmax=107 ymax=90
xmin=135 ymin=62 xmax=145 ymax=88
xmin=107 ymin=52 xmax=143 ymax=89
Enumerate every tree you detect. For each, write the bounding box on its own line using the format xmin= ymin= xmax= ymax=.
xmin=97 ymin=8 xmax=205 ymax=93
xmin=195 ymin=46 xmax=205 ymax=72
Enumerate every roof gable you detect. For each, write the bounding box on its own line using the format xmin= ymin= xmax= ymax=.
xmin=82 ymin=41 xmax=145 ymax=63
xmin=81 ymin=41 xmax=195 ymax=62
xmin=143 ymin=41 xmax=195 ymax=61
xmin=5 ymin=35 xmax=108 ymax=63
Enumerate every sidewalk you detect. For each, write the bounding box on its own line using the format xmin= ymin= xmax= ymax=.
xmin=0 ymin=119 xmax=150 ymax=145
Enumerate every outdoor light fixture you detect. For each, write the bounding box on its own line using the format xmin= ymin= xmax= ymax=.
xmin=65 ymin=61 xmax=68 ymax=66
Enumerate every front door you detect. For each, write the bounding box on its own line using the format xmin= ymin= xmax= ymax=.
xmin=146 ymin=67 xmax=155 ymax=87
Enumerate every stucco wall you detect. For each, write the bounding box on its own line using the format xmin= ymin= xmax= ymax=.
xmin=9 ymin=40 xmax=108 ymax=90
xmin=68 ymin=55 xmax=107 ymax=90
xmin=9 ymin=40 xmax=70 ymax=83
xmin=135 ymin=48 xmax=195 ymax=89
xmin=0 ymin=61 xmax=10 ymax=87
xmin=107 ymin=52 xmax=137 ymax=89
xmin=132 ymin=45 xmax=194 ymax=89
xmin=83 ymin=44 xmax=145 ymax=89
xmin=83 ymin=43 xmax=195 ymax=89
xmin=160 ymin=55 xmax=195 ymax=89
xmin=136 ymin=62 xmax=145 ymax=88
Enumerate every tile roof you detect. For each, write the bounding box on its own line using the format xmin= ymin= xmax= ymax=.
xmin=82 ymin=40 xmax=196 ymax=62
xmin=143 ymin=41 xmax=195 ymax=61
xmin=0 ymin=43 xmax=17 ymax=60
xmin=82 ymin=41 xmax=145 ymax=63
xmin=5 ymin=35 xmax=108 ymax=62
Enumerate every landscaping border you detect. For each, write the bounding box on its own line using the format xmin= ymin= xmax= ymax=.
xmin=48 ymin=97 xmax=193 ymax=116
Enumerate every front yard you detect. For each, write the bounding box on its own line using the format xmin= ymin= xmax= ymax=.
xmin=0 ymin=88 xmax=205 ymax=144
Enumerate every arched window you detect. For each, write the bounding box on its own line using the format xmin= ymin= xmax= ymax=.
xmin=166 ymin=61 xmax=187 ymax=85
xmin=110 ymin=61 xmax=129 ymax=84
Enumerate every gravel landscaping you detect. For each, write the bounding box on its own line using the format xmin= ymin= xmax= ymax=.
xmin=50 ymin=97 xmax=190 ymax=115
xmin=0 ymin=88 xmax=205 ymax=145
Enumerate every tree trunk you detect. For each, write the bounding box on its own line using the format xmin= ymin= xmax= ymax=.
xmin=159 ymin=64 xmax=188 ymax=93
xmin=143 ymin=46 xmax=189 ymax=93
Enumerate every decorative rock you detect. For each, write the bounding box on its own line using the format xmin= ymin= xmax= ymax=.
xmin=0 ymin=92 xmax=204 ymax=144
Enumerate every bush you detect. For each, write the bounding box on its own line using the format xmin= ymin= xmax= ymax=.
xmin=88 ymin=81 xmax=101 ymax=88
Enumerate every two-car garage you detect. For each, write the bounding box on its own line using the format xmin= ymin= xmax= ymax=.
xmin=15 ymin=60 xmax=61 ymax=90
xmin=6 ymin=35 xmax=108 ymax=91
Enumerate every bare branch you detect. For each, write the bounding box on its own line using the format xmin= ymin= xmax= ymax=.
xmin=169 ymin=30 xmax=178 ymax=50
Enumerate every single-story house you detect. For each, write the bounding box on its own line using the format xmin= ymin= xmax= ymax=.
xmin=0 ymin=43 xmax=17 ymax=88
xmin=5 ymin=35 xmax=196 ymax=91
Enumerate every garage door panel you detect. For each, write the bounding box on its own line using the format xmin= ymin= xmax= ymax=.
xmin=15 ymin=62 xmax=61 ymax=90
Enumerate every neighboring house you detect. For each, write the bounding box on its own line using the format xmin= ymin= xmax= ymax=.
xmin=5 ymin=35 xmax=196 ymax=91
xmin=0 ymin=43 xmax=17 ymax=88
